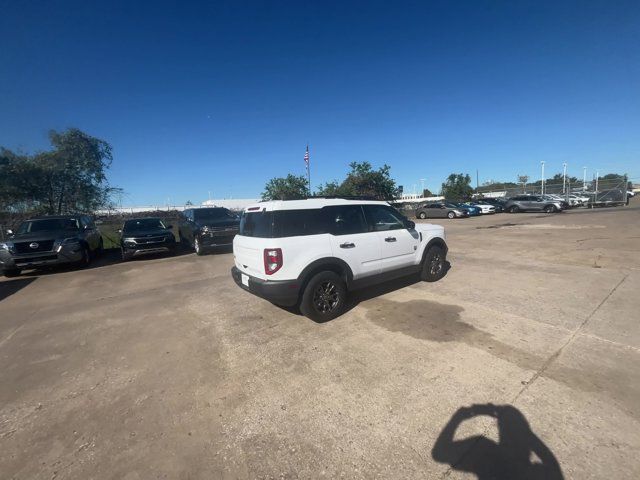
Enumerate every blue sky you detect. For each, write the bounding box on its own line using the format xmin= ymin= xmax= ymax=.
xmin=1 ymin=0 xmax=638 ymax=204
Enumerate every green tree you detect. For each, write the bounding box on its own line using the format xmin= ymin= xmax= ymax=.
xmin=441 ymin=173 xmax=474 ymax=200
xmin=316 ymin=162 xmax=398 ymax=200
xmin=262 ymin=174 xmax=309 ymax=200
xmin=422 ymin=188 xmax=434 ymax=197
xmin=1 ymin=129 xmax=117 ymax=214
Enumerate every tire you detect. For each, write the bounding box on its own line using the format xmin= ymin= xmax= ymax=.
xmin=3 ymin=268 xmax=21 ymax=278
xmin=447 ymin=212 xmax=455 ymax=219
xmin=420 ymin=245 xmax=446 ymax=282
xmin=93 ymin=238 xmax=104 ymax=258
xmin=544 ymin=205 xmax=556 ymax=213
xmin=299 ymin=271 xmax=347 ymax=322
xmin=77 ymin=246 xmax=91 ymax=268
xmin=194 ymin=236 xmax=204 ymax=256
xmin=418 ymin=211 xmax=427 ymax=219
xmin=121 ymin=248 xmax=132 ymax=262
xmin=509 ymin=205 xmax=520 ymax=213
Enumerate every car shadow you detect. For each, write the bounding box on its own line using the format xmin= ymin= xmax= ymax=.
xmin=432 ymin=403 xmax=564 ymax=480
xmin=0 ymin=277 xmax=37 ymax=302
xmin=291 ymin=260 xmax=452 ymax=322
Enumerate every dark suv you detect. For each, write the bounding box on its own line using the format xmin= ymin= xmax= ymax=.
xmin=119 ymin=217 xmax=176 ymax=261
xmin=0 ymin=215 xmax=103 ymax=277
xmin=178 ymin=207 xmax=240 ymax=255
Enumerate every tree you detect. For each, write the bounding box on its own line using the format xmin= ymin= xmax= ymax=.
xmin=185 ymin=200 xmax=194 ymax=206
xmin=441 ymin=173 xmax=474 ymax=200
xmin=1 ymin=129 xmax=117 ymax=214
xmin=316 ymin=162 xmax=398 ymax=200
xmin=262 ymin=174 xmax=309 ymax=200
xmin=422 ymin=188 xmax=434 ymax=197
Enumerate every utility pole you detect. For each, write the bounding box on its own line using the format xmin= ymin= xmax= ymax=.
xmin=476 ymin=169 xmax=479 ymax=194
xmin=583 ymin=167 xmax=587 ymax=191
xmin=595 ymin=170 xmax=599 ymax=203
xmin=540 ymin=161 xmax=545 ymax=195
xmin=562 ymin=162 xmax=567 ymax=195
xmin=420 ymin=178 xmax=425 ymax=197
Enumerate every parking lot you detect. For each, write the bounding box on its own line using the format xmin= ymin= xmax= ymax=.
xmin=1 ymin=203 xmax=639 ymax=479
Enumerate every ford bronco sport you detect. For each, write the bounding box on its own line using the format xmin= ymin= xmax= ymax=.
xmin=231 ymin=198 xmax=448 ymax=321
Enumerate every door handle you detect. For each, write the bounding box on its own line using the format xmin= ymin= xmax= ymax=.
xmin=340 ymin=242 xmax=355 ymax=249
xmin=385 ymin=237 xmax=397 ymax=242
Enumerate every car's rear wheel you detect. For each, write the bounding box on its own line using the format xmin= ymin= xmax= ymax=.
xmin=509 ymin=205 xmax=520 ymax=213
xmin=300 ymin=271 xmax=347 ymax=322
xmin=544 ymin=205 xmax=556 ymax=213
xmin=418 ymin=211 xmax=427 ymax=219
xmin=3 ymin=268 xmax=21 ymax=278
xmin=421 ymin=245 xmax=446 ymax=282
xmin=447 ymin=211 xmax=455 ymax=219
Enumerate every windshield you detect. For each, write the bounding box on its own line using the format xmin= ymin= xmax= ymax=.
xmin=123 ymin=218 xmax=166 ymax=233
xmin=17 ymin=218 xmax=79 ymax=234
xmin=193 ymin=208 xmax=236 ymax=222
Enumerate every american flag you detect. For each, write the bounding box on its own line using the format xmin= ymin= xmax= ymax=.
xmin=304 ymin=145 xmax=309 ymax=167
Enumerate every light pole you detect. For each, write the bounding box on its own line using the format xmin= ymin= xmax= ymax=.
xmin=540 ymin=161 xmax=545 ymax=195
xmin=420 ymin=178 xmax=425 ymax=197
xmin=583 ymin=167 xmax=587 ymax=191
xmin=562 ymin=162 xmax=567 ymax=194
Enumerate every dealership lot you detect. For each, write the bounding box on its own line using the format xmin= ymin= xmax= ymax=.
xmin=1 ymin=204 xmax=639 ymax=478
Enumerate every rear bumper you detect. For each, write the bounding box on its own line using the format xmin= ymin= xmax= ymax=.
xmin=231 ymin=266 xmax=300 ymax=307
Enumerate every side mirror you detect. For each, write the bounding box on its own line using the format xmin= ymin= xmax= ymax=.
xmin=406 ymin=220 xmax=415 ymax=229
xmin=6 ymin=229 xmax=13 ymax=235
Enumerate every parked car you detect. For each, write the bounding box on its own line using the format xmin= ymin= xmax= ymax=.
xmin=473 ymin=199 xmax=504 ymax=213
xmin=541 ymin=195 xmax=570 ymax=209
xmin=119 ymin=217 xmax=176 ymax=261
xmin=504 ymin=195 xmax=563 ymax=213
xmin=178 ymin=207 xmax=240 ymax=255
xmin=232 ymin=198 xmax=448 ymax=321
xmin=464 ymin=201 xmax=496 ymax=214
xmin=416 ymin=202 xmax=468 ymax=219
xmin=0 ymin=215 xmax=103 ymax=277
xmin=449 ymin=202 xmax=481 ymax=216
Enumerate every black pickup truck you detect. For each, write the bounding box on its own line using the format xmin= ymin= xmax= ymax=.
xmin=0 ymin=215 xmax=103 ymax=277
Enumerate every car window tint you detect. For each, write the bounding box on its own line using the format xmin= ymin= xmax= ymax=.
xmin=240 ymin=211 xmax=273 ymax=237
xmin=272 ymin=209 xmax=326 ymax=237
xmin=363 ymin=205 xmax=405 ymax=231
xmin=323 ymin=205 xmax=367 ymax=235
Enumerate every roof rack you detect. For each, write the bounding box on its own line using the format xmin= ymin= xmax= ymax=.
xmin=307 ymin=195 xmax=383 ymax=201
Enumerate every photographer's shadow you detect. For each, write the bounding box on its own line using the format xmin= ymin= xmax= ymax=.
xmin=432 ymin=404 xmax=564 ymax=480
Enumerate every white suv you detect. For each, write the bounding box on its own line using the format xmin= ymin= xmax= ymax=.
xmin=231 ymin=198 xmax=448 ymax=321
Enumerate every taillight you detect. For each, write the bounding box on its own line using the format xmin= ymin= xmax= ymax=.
xmin=263 ymin=248 xmax=283 ymax=275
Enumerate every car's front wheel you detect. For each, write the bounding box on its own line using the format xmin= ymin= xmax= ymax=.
xmin=194 ymin=236 xmax=204 ymax=256
xmin=544 ymin=205 xmax=557 ymax=213
xmin=418 ymin=211 xmax=427 ymax=219
xmin=77 ymin=246 xmax=91 ymax=268
xmin=121 ymin=248 xmax=133 ymax=262
xmin=509 ymin=205 xmax=520 ymax=213
xmin=421 ymin=245 xmax=446 ymax=282
xmin=447 ymin=211 xmax=455 ymax=219
xmin=300 ymin=271 xmax=347 ymax=322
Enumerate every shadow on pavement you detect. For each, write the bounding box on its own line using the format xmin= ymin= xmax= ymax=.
xmin=0 ymin=277 xmax=37 ymax=302
xmin=432 ymin=403 xmax=564 ymax=480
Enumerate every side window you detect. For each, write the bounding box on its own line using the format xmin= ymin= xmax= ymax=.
xmin=80 ymin=216 xmax=89 ymax=229
xmin=85 ymin=217 xmax=95 ymax=228
xmin=428 ymin=204 xmax=440 ymax=209
xmin=272 ymin=209 xmax=326 ymax=237
xmin=363 ymin=205 xmax=406 ymax=232
xmin=323 ymin=205 xmax=368 ymax=236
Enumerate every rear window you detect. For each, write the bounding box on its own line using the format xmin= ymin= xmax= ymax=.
xmin=240 ymin=209 xmax=328 ymax=238
xmin=239 ymin=211 xmax=273 ymax=237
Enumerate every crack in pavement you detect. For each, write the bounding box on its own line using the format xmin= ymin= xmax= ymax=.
xmin=440 ymin=273 xmax=630 ymax=479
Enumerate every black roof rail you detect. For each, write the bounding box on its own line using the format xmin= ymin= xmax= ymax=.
xmin=307 ymin=195 xmax=384 ymax=201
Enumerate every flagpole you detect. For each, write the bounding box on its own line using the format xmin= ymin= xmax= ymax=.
xmin=305 ymin=145 xmax=311 ymax=197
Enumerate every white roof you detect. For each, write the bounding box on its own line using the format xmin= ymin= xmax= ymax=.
xmin=243 ymin=198 xmax=390 ymax=212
